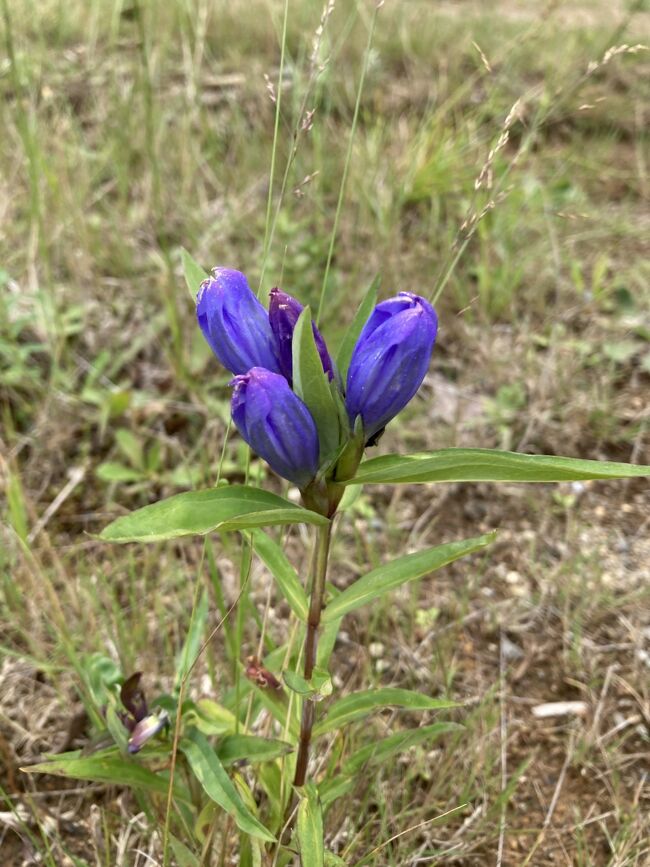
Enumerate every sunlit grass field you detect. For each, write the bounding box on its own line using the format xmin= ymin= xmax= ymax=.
xmin=1 ymin=0 xmax=649 ymax=864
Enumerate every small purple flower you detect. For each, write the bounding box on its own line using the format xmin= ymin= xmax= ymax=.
xmin=231 ymin=367 xmax=320 ymax=488
xmin=346 ymin=292 xmax=438 ymax=441
xmin=268 ymin=288 xmax=334 ymax=383
xmin=127 ymin=711 xmax=170 ymax=754
xmin=196 ymin=268 xmax=281 ymax=375
xmin=115 ymin=672 xmax=169 ymax=753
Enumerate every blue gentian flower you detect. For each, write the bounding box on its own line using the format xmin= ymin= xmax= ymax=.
xmin=196 ymin=268 xmax=281 ymax=375
xmin=231 ymin=367 xmax=320 ymax=488
xmin=346 ymin=292 xmax=438 ymax=441
xmin=269 ymin=288 xmax=334 ymax=383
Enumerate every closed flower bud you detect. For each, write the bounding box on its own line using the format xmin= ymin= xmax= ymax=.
xmin=269 ymin=288 xmax=334 ymax=383
xmin=346 ymin=292 xmax=438 ymax=441
xmin=231 ymin=367 xmax=320 ymax=488
xmin=197 ymin=268 xmax=281 ymax=375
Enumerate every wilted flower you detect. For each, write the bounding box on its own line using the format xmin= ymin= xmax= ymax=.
xmin=268 ymin=288 xmax=334 ymax=383
xmin=117 ymin=672 xmax=169 ymax=754
xmin=231 ymin=367 xmax=320 ymax=488
xmin=196 ymin=268 xmax=281 ymax=375
xmin=127 ymin=711 xmax=170 ymax=754
xmin=245 ymin=655 xmax=283 ymax=690
xmin=346 ymin=292 xmax=438 ymax=441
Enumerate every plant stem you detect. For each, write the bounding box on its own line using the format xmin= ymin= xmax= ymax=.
xmin=293 ymin=521 xmax=332 ymax=787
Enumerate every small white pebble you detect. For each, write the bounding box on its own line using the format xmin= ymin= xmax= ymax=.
xmin=532 ymin=701 xmax=588 ymax=719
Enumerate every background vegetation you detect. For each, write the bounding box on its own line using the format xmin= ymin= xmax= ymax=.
xmin=1 ymin=0 xmax=649 ymax=863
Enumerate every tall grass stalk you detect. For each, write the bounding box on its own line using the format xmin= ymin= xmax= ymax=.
xmin=316 ymin=1 xmax=380 ymax=325
xmin=259 ymin=0 xmax=291 ymax=296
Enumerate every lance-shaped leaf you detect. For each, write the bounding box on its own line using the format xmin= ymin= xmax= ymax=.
xmin=23 ymin=750 xmax=191 ymax=803
xmin=180 ymin=728 xmax=275 ymax=843
xmin=340 ymin=720 xmax=462 ymax=775
xmin=181 ymin=247 xmax=209 ymax=300
xmin=297 ymin=783 xmax=325 ymax=867
xmin=215 ymin=734 xmax=293 ymax=766
xmin=321 ymin=533 xmax=495 ymax=623
xmin=319 ymin=721 xmax=461 ymax=808
xmin=292 ymin=307 xmax=342 ymax=465
xmin=251 ymin=529 xmax=309 ymax=621
xmin=100 ymin=485 xmax=329 ymax=543
xmin=313 ymin=688 xmax=458 ymax=738
xmin=346 ymin=448 xmax=650 ymax=485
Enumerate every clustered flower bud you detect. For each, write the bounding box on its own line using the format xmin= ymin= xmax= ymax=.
xmin=231 ymin=367 xmax=320 ymax=489
xmin=269 ymin=288 xmax=333 ymax=384
xmin=196 ymin=268 xmax=438 ymax=508
xmin=346 ymin=292 xmax=438 ymax=441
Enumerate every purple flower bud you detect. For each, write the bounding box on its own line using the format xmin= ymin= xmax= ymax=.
xmin=196 ymin=268 xmax=281 ymax=375
xmin=231 ymin=367 xmax=320 ymax=488
xmin=268 ymin=288 xmax=334 ymax=383
xmin=127 ymin=710 xmax=170 ymax=754
xmin=346 ymin=292 xmax=438 ymax=441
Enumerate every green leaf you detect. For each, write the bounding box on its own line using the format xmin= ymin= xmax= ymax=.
xmin=180 ymin=728 xmax=275 ymax=843
xmin=313 ymin=689 xmax=458 ymax=738
xmin=22 ymin=750 xmax=191 ymax=803
xmin=319 ymin=777 xmax=355 ymax=811
xmin=338 ymin=483 xmax=363 ymax=512
xmin=297 ymin=783 xmax=324 ymax=867
xmin=322 ymin=533 xmax=495 ymax=623
xmin=115 ymin=428 xmax=144 ymax=469
xmin=292 ymin=307 xmax=341 ymax=464
xmin=96 ymin=462 xmax=145 ymax=483
xmin=340 ymin=721 xmax=462 ymax=774
xmin=347 ymin=448 xmax=650 ymax=485
xmin=251 ymin=529 xmax=309 ymax=621
xmin=192 ymin=699 xmax=238 ymax=735
xmin=283 ymin=669 xmax=313 ymax=696
xmin=310 ymin=667 xmax=333 ymax=698
xmin=168 ymin=835 xmax=200 ymax=867
xmin=182 ymin=248 xmax=209 ymax=300
xmin=215 ymin=734 xmax=293 ymax=766
xmin=316 ymin=612 xmax=342 ymax=672
xmin=100 ymin=485 xmax=329 ymax=543
xmin=335 ymin=274 xmax=379 ymax=379
xmin=175 ymin=588 xmax=209 ymax=687
xmin=283 ymin=667 xmax=332 ymax=698
xmin=318 ymin=722 xmax=462 ymax=810
xmin=324 ymin=853 xmax=348 ymax=866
